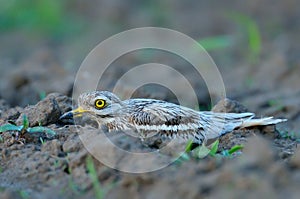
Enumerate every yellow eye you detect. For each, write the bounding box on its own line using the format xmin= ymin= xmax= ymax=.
xmin=94 ymin=99 xmax=106 ymax=109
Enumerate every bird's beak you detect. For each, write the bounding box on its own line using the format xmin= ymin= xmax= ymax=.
xmin=59 ymin=107 xmax=88 ymax=120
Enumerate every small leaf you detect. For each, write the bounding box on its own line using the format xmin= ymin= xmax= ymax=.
xmin=180 ymin=153 xmax=190 ymax=161
xmin=226 ymin=12 xmax=261 ymax=62
xmin=221 ymin=150 xmax=230 ymax=157
xmin=198 ymin=35 xmax=234 ymax=51
xmin=228 ymin=145 xmax=244 ymax=155
xmin=209 ymin=139 xmax=219 ymax=156
xmin=194 ymin=144 xmax=211 ymax=159
xmin=23 ymin=115 xmax=29 ymax=129
xmin=0 ymin=124 xmax=23 ymax=132
xmin=185 ymin=139 xmax=194 ymax=153
xmin=173 ymin=153 xmax=191 ymax=164
xmin=27 ymin=127 xmax=56 ymax=137
xmin=39 ymin=91 xmax=46 ymax=100
xmin=39 ymin=137 xmax=45 ymax=144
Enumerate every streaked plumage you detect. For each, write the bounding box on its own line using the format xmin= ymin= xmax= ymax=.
xmin=60 ymin=91 xmax=287 ymax=144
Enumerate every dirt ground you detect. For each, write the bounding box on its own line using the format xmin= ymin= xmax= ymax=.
xmin=0 ymin=1 xmax=300 ymax=199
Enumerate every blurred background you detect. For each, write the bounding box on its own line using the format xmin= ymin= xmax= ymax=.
xmin=0 ymin=0 xmax=299 ymax=132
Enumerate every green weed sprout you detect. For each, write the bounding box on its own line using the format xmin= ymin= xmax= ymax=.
xmin=268 ymin=99 xmax=284 ymax=111
xmin=180 ymin=139 xmax=244 ymax=162
xmin=198 ymin=35 xmax=234 ymax=51
xmin=86 ymin=156 xmax=105 ymax=199
xmin=0 ymin=115 xmax=56 ymax=142
xmin=192 ymin=139 xmax=220 ymax=158
xmin=227 ymin=12 xmax=261 ymax=62
xmin=278 ymin=130 xmax=300 ymax=142
xmin=221 ymin=144 xmax=244 ymax=157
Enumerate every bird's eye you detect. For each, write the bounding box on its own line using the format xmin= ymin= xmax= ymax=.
xmin=94 ymin=99 xmax=106 ymax=109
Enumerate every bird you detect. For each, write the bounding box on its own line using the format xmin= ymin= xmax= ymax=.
xmin=60 ymin=91 xmax=287 ymax=144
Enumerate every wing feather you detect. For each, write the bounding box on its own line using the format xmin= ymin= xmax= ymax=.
xmin=126 ymin=100 xmax=202 ymax=137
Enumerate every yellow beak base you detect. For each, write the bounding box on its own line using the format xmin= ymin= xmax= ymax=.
xmin=72 ymin=107 xmax=88 ymax=117
xmin=59 ymin=107 xmax=88 ymax=120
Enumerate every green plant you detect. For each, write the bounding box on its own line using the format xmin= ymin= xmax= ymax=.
xmin=19 ymin=190 xmax=29 ymax=199
xmin=220 ymin=144 xmax=244 ymax=157
xmin=0 ymin=0 xmax=85 ymax=39
xmin=63 ymin=153 xmax=73 ymax=175
xmin=184 ymin=139 xmax=194 ymax=153
xmin=39 ymin=137 xmax=45 ymax=144
xmin=39 ymin=91 xmax=46 ymax=100
xmin=0 ymin=115 xmax=56 ymax=142
xmin=268 ymin=99 xmax=284 ymax=111
xmin=192 ymin=139 xmax=220 ymax=158
xmin=53 ymin=160 xmax=60 ymax=168
xmin=198 ymin=35 xmax=234 ymax=51
xmin=227 ymin=12 xmax=262 ymax=62
xmin=86 ymin=156 xmax=105 ymax=199
xmin=68 ymin=178 xmax=82 ymax=195
xmin=179 ymin=139 xmax=244 ymax=161
xmin=278 ymin=130 xmax=300 ymax=142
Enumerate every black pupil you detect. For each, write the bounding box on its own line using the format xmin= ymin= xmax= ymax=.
xmin=96 ymin=100 xmax=104 ymax=107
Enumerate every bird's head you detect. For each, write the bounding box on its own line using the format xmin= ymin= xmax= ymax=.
xmin=60 ymin=91 xmax=124 ymax=120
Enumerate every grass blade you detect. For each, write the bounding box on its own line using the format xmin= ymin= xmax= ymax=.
xmin=226 ymin=12 xmax=261 ymax=61
xmin=0 ymin=124 xmax=23 ymax=132
xmin=228 ymin=144 xmax=243 ymax=155
xmin=23 ymin=115 xmax=29 ymax=129
xmin=184 ymin=139 xmax=194 ymax=153
xmin=209 ymin=139 xmax=219 ymax=156
xmin=86 ymin=156 xmax=104 ymax=199
xmin=27 ymin=126 xmax=56 ymax=137
xmin=194 ymin=144 xmax=211 ymax=159
xmin=198 ymin=35 xmax=234 ymax=51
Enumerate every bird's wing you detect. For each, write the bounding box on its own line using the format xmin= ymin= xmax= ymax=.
xmin=128 ymin=101 xmax=202 ymax=136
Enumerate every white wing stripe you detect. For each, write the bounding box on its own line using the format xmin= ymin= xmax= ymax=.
xmin=135 ymin=123 xmax=200 ymax=131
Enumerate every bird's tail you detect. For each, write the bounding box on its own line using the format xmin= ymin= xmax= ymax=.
xmin=240 ymin=116 xmax=287 ymax=128
xmin=200 ymin=112 xmax=287 ymax=140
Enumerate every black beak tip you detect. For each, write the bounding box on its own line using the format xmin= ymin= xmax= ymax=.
xmin=59 ymin=112 xmax=73 ymax=120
